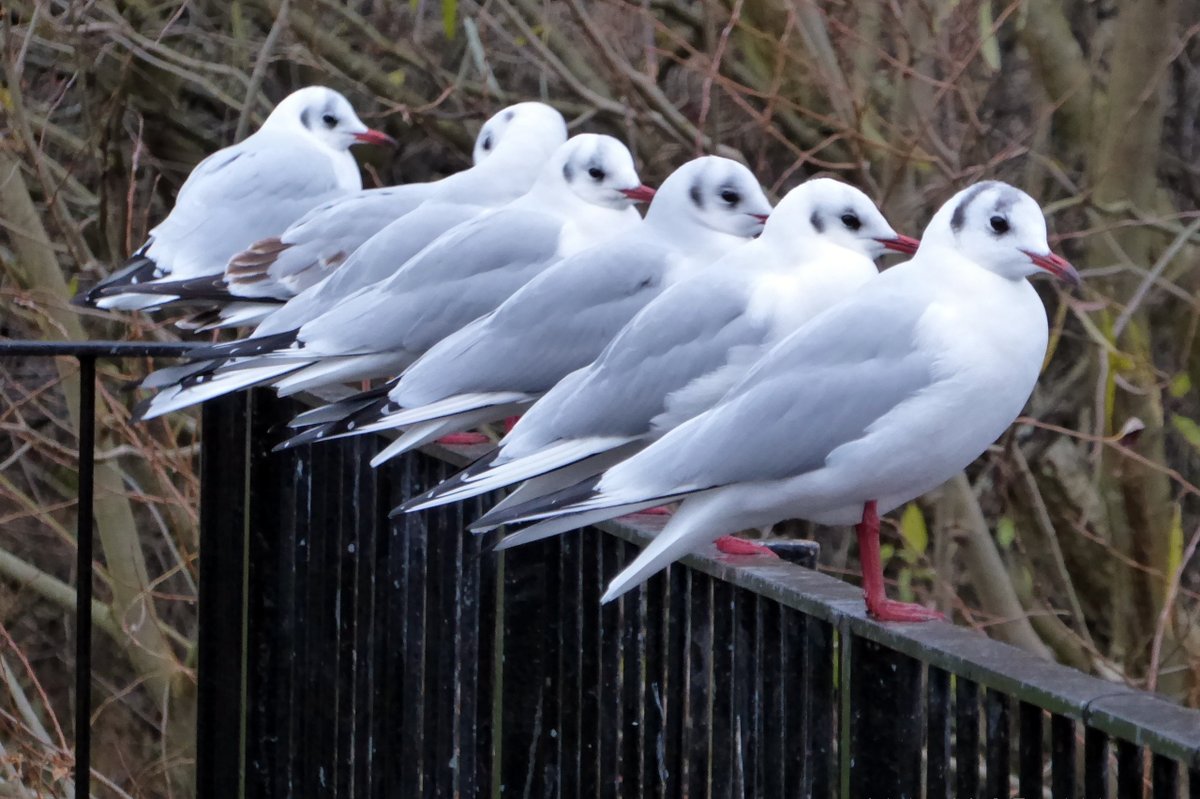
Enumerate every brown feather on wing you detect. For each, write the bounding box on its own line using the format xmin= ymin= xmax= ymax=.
xmin=227 ymin=237 xmax=293 ymax=284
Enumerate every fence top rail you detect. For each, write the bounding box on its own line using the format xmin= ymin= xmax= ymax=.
xmin=591 ymin=512 xmax=1200 ymax=767
xmin=0 ymin=339 xmax=205 ymax=358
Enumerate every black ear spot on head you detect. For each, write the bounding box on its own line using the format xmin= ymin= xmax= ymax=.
xmin=689 ymin=184 xmax=704 ymax=209
xmin=300 ymin=108 xmax=314 ymax=129
xmin=950 ymin=183 xmax=991 ymax=232
xmin=810 ymin=210 xmax=824 ymax=233
xmin=504 ymin=109 xmax=516 ymax=122
xmin=562 ymin=161 xmax=575 ymax=181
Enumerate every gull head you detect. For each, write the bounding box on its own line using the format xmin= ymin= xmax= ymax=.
xmin=767 ymin=178 xmax=918 ymax=259
xmin=474 ymin=102 xmax=567 ymax=166
xmin=646 ymin=156 xmax=772 ymax=239
xmin=926 ymin=181 xmax=1078 ymax=285
xmin=268 ymin=86 xmax=396 ymax=151
xmin=547 ymin=134 xmax=651 ymax=210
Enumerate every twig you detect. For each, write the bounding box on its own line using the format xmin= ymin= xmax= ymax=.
xmin=236 ymin=0 xmax=290 ymax=142
xmin=1008 ymin=443 xmax=1095 ymax=647
xmin=1146 ymin=522 xmax=1200 ymax=693
xmin=1113 ymin=215 xmax=1200 ymax=338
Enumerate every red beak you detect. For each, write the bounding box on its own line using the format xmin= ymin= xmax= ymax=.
xmin=751 ymin=213 xmax=770 ymax=223
xmin=1023 ymin=250 xmax=1080 ymax=287
xmin=620 ymin=185 xmax=657 ymax=203
xmin=353 ymin=128 xmax=398 ymax=148
xmin=877 ymin=234 xmax=920 ymax=255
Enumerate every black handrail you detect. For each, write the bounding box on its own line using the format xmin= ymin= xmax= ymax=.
xmin=0 ymin=340 xmax=205 ymax=799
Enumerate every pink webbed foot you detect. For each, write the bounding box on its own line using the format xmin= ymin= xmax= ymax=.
xmin=436 ymin=432 xmax=491 ymax=446
xmin=503 ymin=416 xmax=521 ymax=434
xmin=637 ymin=505 xmax=673 ymax=516
xmin=715 ymin=536 xmax=779 ymax=558
xmin=865 ymin=597 xmax=944 ymax=623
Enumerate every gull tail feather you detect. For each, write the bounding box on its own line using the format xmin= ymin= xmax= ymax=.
xmin=135 ymin=360 xmax=302 ymax=421
xmin=273 ymin=353 xmax=406 ymax=395
xmin=492 ymin=499 xmax=666 ymax=550
xmin=397 ymin=449 xmax=503 ymax=512
xmin=470 ymin=447 xmax=645 ymax=531
xmin=374 ymin=419 xmax=465 ymax=469
xmin=289 ymin=385 xmax=393 ymax=427
xmin=405 ymin=436 xmax=633 ymax=513
xmin=376 ymin=392 xmax=532 ymax=428
xmin=601 ymin=502 xmax=719 ymax=603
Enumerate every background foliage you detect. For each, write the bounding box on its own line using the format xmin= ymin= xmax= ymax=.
xmin=1 ymin=0 xmax=1198 ymax=795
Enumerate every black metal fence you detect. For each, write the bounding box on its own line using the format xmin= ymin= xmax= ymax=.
xmin=5 ymin=341 xmax=1200 ymax=798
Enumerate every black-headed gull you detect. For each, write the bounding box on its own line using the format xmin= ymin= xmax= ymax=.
xmin=209 ymin=102 xmax=569 ymax=315
xmin=135 ymin=133 xmax=652 ymax=420
xmin=282 ymin=156 xmax=773 ymax=459
xmin=77 ymin=86 xmax=394 ymax=310
xmin=485 ymin=180 xmax=1078 ymax=622
xmin=402 ymin=178 xmax=918 ymax=524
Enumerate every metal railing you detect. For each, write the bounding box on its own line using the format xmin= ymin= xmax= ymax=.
xmin=0 ymin=341 xmax=201 ymax=799
xmin=2 ymin=341 xmax=1198 ymax=798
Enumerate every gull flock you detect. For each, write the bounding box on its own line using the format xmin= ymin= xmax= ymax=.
xmin=76 ymin=86 xmax=1079 ymax=623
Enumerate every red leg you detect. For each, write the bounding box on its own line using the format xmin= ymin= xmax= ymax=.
xmin=436 ymin=432 xmax=491 ymax=446
xmin=856 ymin=500 xmax=942 ymax=622
xmin=503 ymin=415 xmax=521 ymax=433
xmin=715 ymin=536 xmax=779 ymax=558
xmin=636 ymin=505 xmax=673 ymax=516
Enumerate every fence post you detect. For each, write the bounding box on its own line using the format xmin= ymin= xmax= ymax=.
xmin=196 ymin=391 xmax=251 ymax=799
xmin=847 ymin=634 xmax=923 ymax=799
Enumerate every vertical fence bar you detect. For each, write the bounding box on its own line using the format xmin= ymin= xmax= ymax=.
xmin=1118 ymin=740 xmax=1145 ymax=799
xmin=847 ymin=635 xmax=923 ymax=799
xmin=985 ymin=689 xmax=1011 ymax=799
xmin=662 ymin=563 xmax=687 ymax=798
xmin=758 ymin=598 xmax=784 ymax=799
xmin=1152 ymin=754 xmax=1179 ymax=799
xmin=243 ymin=391 xmax=297 ymax=799
xmin=1050 ymin=713 xmax=1077 ymax=799
xmin=1019 ymin=701 xmax=1043 ymax=799
xmin=598 ymin=535 xmax=622 ymax=799
xmin=804 ymin=617 xmax=835 ymax=798
xmin=196 ymin=391 xmax=250 ymax=799
xmin=558 ymin=532 xmax=584 ymax=798
xmin=1085 ymin=727 xmax=1109 ymax=799
xmin=955 ymin=678 xmax=981 ymax=798
xmin=684 ymin=571 xmax=713 ymax=799
xmin=926 ymin=666 xmax=951 ymax=799
xmin=709 ymin=579 xmax=734 ymax=799
xmin=73 ymin=355 xmax=96 ymax=799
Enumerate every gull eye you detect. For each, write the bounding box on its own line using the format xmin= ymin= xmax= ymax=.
xmin=588 ymin=167 xmax=606 ymax=181
xmin=840 ymin=213 xmax=861 ymax=231
xmin=720 ymin=189 xmax=740 ymax=206
xmin=989 ymin=215 xmax=1010 ymax=234
xmin=322 ymin=113 xmax=338 ymax=128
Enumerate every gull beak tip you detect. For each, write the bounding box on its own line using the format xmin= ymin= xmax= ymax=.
xmin=620 ymin=185 xmax=657 ymax=203
xmin=353 ymin=129 xmax=399 ymax=148
xmin=1026 ymin=250 xmax=1081 ymax=288
xmin=879 ymin=234 xmax=920 ymax=255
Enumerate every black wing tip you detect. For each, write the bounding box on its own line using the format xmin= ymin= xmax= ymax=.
xmin=131 ymin=397 xmax=154 ymax=423
xmin=396 ymin=449 xmax=504 ymax=513
xmin=77 ymin=253 xmax=161 ymax=304
xmin=272 ymin=424 xmax=331 ymax=452
xmin=191 ymin=329 xmax=299 ymax=360
xmin=472 ymin=473 xmax=604 ymax=529
xmin=398 ymin=448 xmax=501 ymax=511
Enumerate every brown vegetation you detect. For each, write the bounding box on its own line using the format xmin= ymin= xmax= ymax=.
xmin=1 ymin=0 xmax=1198 ymax=795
